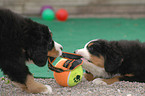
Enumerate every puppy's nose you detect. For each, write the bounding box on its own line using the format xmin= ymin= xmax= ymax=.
xmin=60 ymin=46 xmax=63 ymax=50
xmin=74 ymin=50 xmax=78 ymax=53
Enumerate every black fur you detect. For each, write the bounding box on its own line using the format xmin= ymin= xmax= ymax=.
xmin=88 ymin=39 xmax=145 ymax=83
xmin=0 ymin=9 xmax=54 ymax=84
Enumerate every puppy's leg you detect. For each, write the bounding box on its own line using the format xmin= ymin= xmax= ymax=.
xmin=1 ymin=57 xmax=52 ymax=94
xmin=24 ymin=74 xmax=52 ymax=94
xmin=102 ymin=76 xmax=121 ymax=85
xmin=119 ymin=75 xmax=145 ymax=83
xmin=84 ymin=73 xmax=95 ymax=81
xmin=93 ymin=74 xmax=138 ymax=85
xmin=13 ymin=74 xmax=52 ymax=94
xmin=93 ymin=76 xmax=121 ymax=85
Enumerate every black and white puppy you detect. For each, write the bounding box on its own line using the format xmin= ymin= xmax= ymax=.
xmin=75 ymin=39 xmax=145 ymax=85
xmin=0 ymin=8 xmax=63 ymax=93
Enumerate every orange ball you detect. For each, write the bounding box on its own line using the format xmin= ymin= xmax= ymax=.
xmin=53 ymin=59 xmax=83 ymax=87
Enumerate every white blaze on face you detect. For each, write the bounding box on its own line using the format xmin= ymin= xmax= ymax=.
xmin=76 ymin=39 xmax=99 ymax=61
xmin=54 ymin=41 xmax=63 ymax=56
xmin=76 ymin=47 xmax=90 ymax=60
xmin=76 ymin=39 xmax=99 ymax=60
xmin=84 ymin=39 xmax=99 ymax=48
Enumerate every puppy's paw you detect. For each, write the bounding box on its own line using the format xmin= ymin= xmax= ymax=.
xmin=92 ymin=78 xmax=107 ymax=85
xmin=41 ymin=85 xmax=52 ymax=94
xmin=84 ymin=73 xmax=94 ymax=81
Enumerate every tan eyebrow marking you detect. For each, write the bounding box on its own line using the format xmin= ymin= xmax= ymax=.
xmin=88 ymin=43 xmax=94 ymax=47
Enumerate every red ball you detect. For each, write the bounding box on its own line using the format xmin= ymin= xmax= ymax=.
xmin=56 ymin=9 xmax=68 ymax=21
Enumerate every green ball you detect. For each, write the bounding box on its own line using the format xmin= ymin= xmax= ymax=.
xmin=42 ymin=9 xmax=55 ymax=20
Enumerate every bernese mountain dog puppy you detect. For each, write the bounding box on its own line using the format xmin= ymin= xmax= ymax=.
xmin=0 ymin=8 xmax=63 ymax=93
xmin=75 ymin=39 xmax=145 ymax=85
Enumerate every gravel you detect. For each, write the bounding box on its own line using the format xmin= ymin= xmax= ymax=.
xmin=0 ymin=76 xmax=145 ymax=96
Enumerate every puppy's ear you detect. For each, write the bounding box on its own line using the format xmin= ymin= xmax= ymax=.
xmin=28 ymin=46 xmax=48 ymax=67
xmin=22 ymin=19 xmax=49 ymax=67
xmin=104 ymin=45 xmax=123 ymax=72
